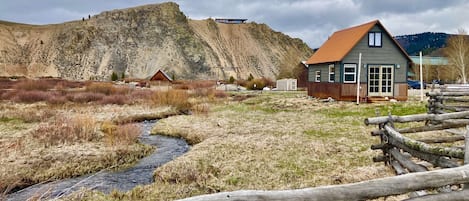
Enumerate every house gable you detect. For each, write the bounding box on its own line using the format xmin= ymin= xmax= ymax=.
xmin=342 ymin=24 xmax=410 ymax=83
xmin=150 ymin=70 xmax=173 ymax=82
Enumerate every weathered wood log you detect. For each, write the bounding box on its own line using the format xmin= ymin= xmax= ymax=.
xmin=397 ymin=122 xmax=467 ymax=134
xmin=177 ymin=165 xmax=469 ymax=201
xmin=385 ymin=132 xmax=460 ymax=168
xmin=434 ymin=102 xmax=469 ymax=112
xmin=465 ymin=126 xmax=469 ymax=165
xmin=443 ymin=119 xmax=469 ymax=125
xmin=389 ymin=148 xmax=427 ymax=172
xmin=371 ymin=144 xmax=390 ymax=150
xmin=373 ymin=155 xmax=388 ymax=163
xmin=427 ymin=91 xmax=469 ymax=96
xmin=371 ymin=130 xmax=384 ymax=136
xmin=385 ymin=125 xmax=464 ymax=159
xmin=435 ymin=96 xmax=469 ymax=102
xmin=418 ymin=136 xmax=465 ymax=144
xmin=390 ymin=160 xmax=407 ymax=175
xmin=364 ymin=111 xmax=469 ymax=125
xmin=404 ymin=189 xmax=469 ymax=201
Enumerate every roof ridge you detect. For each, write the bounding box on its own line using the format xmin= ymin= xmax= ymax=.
xmin=334 ymin=20 xmax=378 ymax=34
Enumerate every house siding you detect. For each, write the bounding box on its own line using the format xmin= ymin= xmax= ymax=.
xmin=308 ymin=62 xmax=340 ymax=83
xmin=342 ymin=25 xmax=408 ymax=84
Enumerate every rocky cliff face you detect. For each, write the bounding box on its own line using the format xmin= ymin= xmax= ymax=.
xmin=0 ymin=2 xmax=312 ymax=80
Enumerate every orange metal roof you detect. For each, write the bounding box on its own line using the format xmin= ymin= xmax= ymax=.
xmin=306 ymin=20 xmax=411 ymax=65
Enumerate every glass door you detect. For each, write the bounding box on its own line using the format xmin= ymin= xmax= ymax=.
xmin=368 ymin=65 xmax=393 ymax=96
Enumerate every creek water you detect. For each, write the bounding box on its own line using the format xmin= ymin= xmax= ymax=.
xmin=7 ymin=120 xmax=189 ymax=201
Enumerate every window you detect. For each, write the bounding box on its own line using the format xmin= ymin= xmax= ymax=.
xmin=368 ymin=32 xmax=382 ymax=47
xmin=315 ymin=71 xmax=321 ymax=82
xmin=328 ymin=64 xmax=335 ymax=82
xmin=343 ymin=64 xmax=357 ymax=83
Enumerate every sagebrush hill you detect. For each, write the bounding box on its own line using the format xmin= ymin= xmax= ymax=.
xmin=0 ymin=2 xmax=313 ymax=80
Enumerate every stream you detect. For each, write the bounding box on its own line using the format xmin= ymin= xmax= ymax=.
xmin=7 ymin=120 xmax=189 ymax=201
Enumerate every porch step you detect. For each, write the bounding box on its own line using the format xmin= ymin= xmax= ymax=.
xmin=367 ymin=97 xmax=391 ymax=103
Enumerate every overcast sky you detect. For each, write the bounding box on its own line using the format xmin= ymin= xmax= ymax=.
xmin=1 ymin=0 xmax=468 ymax=48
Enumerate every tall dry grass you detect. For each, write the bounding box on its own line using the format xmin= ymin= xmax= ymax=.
xmin=31 ymin=115 xmax=99 ymax=147
xmin=151 ymin=89 xmax=192 ymax=111
xmin=85 ymin=82 xmax=131 ymax=95
xmin=101 ymin=121 xmax=141 ymax=146
xmin=13 ymin=79 xmax=55 ymax=91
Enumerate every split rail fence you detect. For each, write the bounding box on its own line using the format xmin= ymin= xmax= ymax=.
xmin=178 ymin=85 xmax=469 ymax=201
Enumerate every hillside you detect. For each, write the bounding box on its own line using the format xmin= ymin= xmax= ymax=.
xmin=0 ymin=2 xmax=313 ymax=80
xmin=394 ymin=32 xmax=449 ymax=56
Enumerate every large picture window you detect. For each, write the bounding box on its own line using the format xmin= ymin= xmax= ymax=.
xmin=368 ymin=32 xmax=382 ymax=47
xmin=343 ymin=64 xmax=357 ymax=83
xmin=328 ymin=64 xmax=335 ymax=82
xmin=315 ymin=71 xmax=321 ymax=82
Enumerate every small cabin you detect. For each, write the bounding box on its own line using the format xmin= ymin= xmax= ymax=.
xmin=150 ymin=69 xmax=173 ymax=82
xmin=306 ymin=20 xmax=412 ymax=102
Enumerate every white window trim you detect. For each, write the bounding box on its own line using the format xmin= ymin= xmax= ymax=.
xmin=343 ymin=64 xmax=357 ymax=83
xmin=315 ymin=71 xmax=321 ymax=82
xmin=328 ymin=64 xmax=335 ymax=82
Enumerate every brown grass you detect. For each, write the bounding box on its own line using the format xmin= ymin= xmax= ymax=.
xmin=31 ymin=115 xmax=99 ymax=147
xmin=102 ymin=121 xmax=141 ymax=146
xmin=151 ymin=89 xmax=192 ymax=111
xmin=85 ymin=82 xmax=131 ymax=95
xmin=13 ymin=79 xmax=55 ymax=91
xmin=99 ymin=94 xmax=131 ymax=105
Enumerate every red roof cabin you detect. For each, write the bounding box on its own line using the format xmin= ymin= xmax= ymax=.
xmin=150 ymin=69 xmax=173 ymax=83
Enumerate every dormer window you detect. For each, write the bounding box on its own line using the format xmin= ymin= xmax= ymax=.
xmin=368 ymin=32 xmax=382 ymax=47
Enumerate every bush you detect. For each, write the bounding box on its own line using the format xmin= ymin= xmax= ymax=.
xmin=102 ymin=122 xmax=141 ymax=146
xmin=12 ymin=91 xmax=50 ymax=103
xmin=99 ymin=94 xmax=130 ymax=105
xmin=13 ymin=79 xmax=55 ymax=91
xmin=245 ymin=78 xmax=274 ymax=90
xmin=46 ymin=93 xmax=68 ymax=105
xmin=32 ymin=115 xmax=99 ymax=147
xmin=86 ymin=82 xmax=116 ymax=95
xmin=228 ymin=76 xmax=235 ymax=84
xmin=67 ymin=92 xmax=105 ymax=103
xmin=111 ymin=72 xmax=118 ymax=81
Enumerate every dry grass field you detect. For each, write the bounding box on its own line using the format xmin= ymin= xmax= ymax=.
xmin=70 ymin=91 xmax=427 ymax=201
xmin=0 ymin=79 xmax=210 ymax=199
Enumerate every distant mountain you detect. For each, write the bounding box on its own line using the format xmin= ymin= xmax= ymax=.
xmin=394 ymin=32 xmax=449 ymax=56
xmin=0 ymin=2 xmax=312 ymax=80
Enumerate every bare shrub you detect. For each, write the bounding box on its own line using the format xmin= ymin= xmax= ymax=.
xmin=99 ymin=94 xmax=130 ymax=105
xmin=173 ymin=80 xmax=215 ymax=90
xmin=85 ymin=82 xmax=116 ymax=95
xmin=129 ymin=89 xmax=153 ymax=100
xmin=151 ymin=89 xmax=191 ymax=111
xmin=31 ymin=115 xmax=99 ymax=147
xmin=102 ymin=121 xmax=141 ymax=146
xmin=46 ymin=94 xmax=68 ymax=105
xmin=67 ymin=92 xmax=105 ymax=103
xmin=13 ymin=79 xmax=54 ymax=91
xmin=213 ymin=90 xmax=228 ymax=98
xmin=55 ymin=80 xmax=85 ymax=89
xmin=12 ymin=91 xmax=50 ymax=103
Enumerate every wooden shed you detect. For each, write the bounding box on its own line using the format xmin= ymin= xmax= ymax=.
xmin=150 ymin=69 xmax=173 ymax=82
xmin=306 ymin=20 xmax=412 ymax=102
